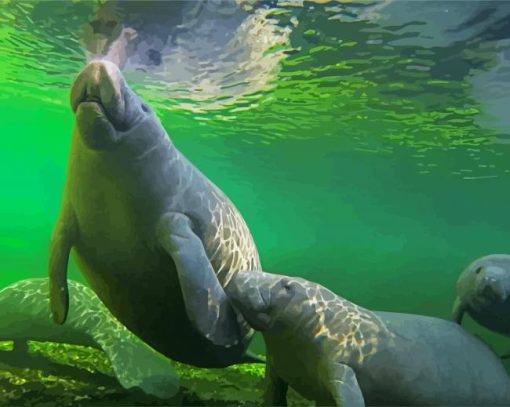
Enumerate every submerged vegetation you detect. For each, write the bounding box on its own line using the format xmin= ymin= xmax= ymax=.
xmin=0 ymin=341 xmax=307 ymax=406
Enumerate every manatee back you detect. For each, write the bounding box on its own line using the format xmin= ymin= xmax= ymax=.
xmin=372 ymin=311 xmax=510 ymax=405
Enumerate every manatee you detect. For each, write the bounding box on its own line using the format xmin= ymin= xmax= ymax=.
xmin=49 ymin=60 xmax=261 ymax=368
xmin=453 ymin=254 xmax=510 ymax=337
xmin=225 ymin=271 xmax=510 ymax=406
xmin=0 ymin=278 xmax=178 ymax=398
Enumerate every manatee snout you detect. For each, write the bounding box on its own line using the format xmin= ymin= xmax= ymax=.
xmin=478 ymin=268 xmax=509 ymax=303
xmin=70 ymin=60 xmax=146 ymax=149
xmin=226 ymin=272 xmax=272 ymax=331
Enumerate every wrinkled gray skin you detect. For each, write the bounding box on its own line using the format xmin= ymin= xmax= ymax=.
xmin=453 ymin=254 xmax=510 ymax=337
xmin=49 ymin=60 xmax=261 ymax=368
xmin=0 ymin=278 xmax=179 ymax=399
xmin=226 ymin=271 xmax=510 ymax=406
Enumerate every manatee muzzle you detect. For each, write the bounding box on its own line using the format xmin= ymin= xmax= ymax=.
xmin=480 ymin=278 xmax=508 ymax=303
xmin=226 ymin=273 xmax=273 ymax=331
xmin=71 ymin=60 xmax=143 ymax=149
xmin=75 ymin=102 xmax=119 ymax=150
xmin=476 ymin=266 xmax=510 ymax=304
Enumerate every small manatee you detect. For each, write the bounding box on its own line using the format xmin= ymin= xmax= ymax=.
xmin=0 ymin=278 xmax=179 ymax=399
xmin=226 ymin=271 xmax=510 ymax=406
xmin=453 ymin=254 xmax=510 ymax=337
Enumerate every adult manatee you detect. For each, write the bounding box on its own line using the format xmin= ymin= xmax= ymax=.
xmin=453 ymin=254 xmax=510 ymax=337
xmin=225 ymin=271 xmax=510 ymax=406
xmin=49 ymin=60 xmax=261 ymax=367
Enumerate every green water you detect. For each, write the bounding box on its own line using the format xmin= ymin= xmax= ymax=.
xmin=1 ymin=0 xmax=510 ymax=360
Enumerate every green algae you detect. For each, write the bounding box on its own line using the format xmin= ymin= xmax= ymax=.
xmin=0 ymin=341 xmax=309 ymax=406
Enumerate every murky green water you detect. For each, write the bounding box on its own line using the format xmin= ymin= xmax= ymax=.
xmin=1 ymin=0 xmax=510 ymax=361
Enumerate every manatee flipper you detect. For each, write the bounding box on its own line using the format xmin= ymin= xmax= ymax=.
xmin=452 ymin=296 xmax=466 ymax=324
xmin=48 ymin=206 xmax=76 ymax=325
xmin=157 ymin=212 xmax=241 ymax=347
xmin=325 ymin=362 xmax=365 ymax=407
xmin=263 ymin=361 xmax=288 ymax=406
xmin=0 ymin=278 xmax=179 ymax=399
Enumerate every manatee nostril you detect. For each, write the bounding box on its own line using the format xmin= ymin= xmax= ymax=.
xmin=71 ymin=60 xmax=141 ymax=132
xmin=85 ymin=82 xmax=101 ymax=102
xmin=141 ymin=103 xmax=149 ymax=113
xmin=84 ymin=95 xmax=101 ymax=104
xmin=475 ymin=266 xmax=483 ymax=274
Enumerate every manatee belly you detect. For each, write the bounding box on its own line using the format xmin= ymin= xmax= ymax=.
xmin=70 ymin=157 xmax=178 ymax=345
xmin=67 ymin=143 xmax=256 ymax=366
xmin=73 ymin=243 xmax=248 ymax=367
xmin=71 ymin=197 xmax=251 ymax=366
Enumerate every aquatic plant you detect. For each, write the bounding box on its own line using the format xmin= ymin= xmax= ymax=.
xmin=0 ymin=340 xmax=309 ymax=406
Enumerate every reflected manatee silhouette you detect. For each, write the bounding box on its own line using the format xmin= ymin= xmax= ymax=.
xmin=81 ymin=0 xmax=291 ymax=111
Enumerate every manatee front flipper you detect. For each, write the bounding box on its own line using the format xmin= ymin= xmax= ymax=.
xmin=452 ymin=296 xmax=466 ymax=324
xmin=263 ymin=361 xmax=288 ymax=406
xmin=48 ymin=206 xmax=76 ymax=324
xmin=157 ymin=212 xmax=241 ymax=347
xmin=325 ymin=362 xmax=365 ymax=407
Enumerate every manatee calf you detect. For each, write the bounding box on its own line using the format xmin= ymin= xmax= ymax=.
xmin=226 ymin=271 xmax=510 ymax=406
xmin=49 ymin=60 xmax=261 ymax=367
xmin=453 ymin=254 xmax=510 ymax=337
xmin=0 ymin=278 xmax=178 ymax=398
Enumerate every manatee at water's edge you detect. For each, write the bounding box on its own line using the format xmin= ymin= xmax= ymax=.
xmin=0 ymin=278 xmax=179 ymax=399
xmin=225 ymin=271 xmax=510 ymax=406
xmin=49 ymin=60 xmax=262 ymax=368
xmin=453 ymin=254 xmax=510 ymax=337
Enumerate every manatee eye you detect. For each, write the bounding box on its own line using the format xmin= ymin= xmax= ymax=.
xmin=475 ymin=266 xmax=483 ymax=274
xmin=141 ymin=103 xmax=149 ymax=113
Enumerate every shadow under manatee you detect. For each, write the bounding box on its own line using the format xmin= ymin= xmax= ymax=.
xmin=0 ymin=339 xmax=246 ymax=406
xmin=0 ymin=339 xmax=120 ymax=389
xmin=0 ymin=339 xmax=191 ymax=406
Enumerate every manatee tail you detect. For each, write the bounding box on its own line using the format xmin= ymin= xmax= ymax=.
xmin=241 ymin=350 xmax=266 ymax=364
xmin=0 ymin=278 xmax=180 ymax=399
